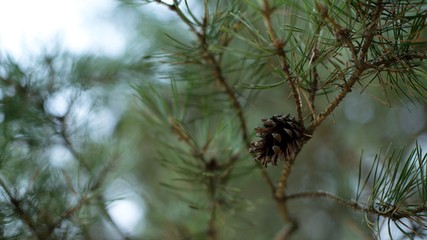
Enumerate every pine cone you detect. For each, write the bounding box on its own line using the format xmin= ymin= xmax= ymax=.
xmin=249 ymin=114 xmax=308 ymax=167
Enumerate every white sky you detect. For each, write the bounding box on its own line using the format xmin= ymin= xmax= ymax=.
xmin=0 ymin=0 xmax=126 ymax=59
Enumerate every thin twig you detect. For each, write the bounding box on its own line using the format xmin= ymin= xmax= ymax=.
xmin=197 ymin=8 xmax=250 ymax=146
xmin=262 ymin=0 xmax=304 ymax=126
xmin=310 ymin=66 xmax=365 ymax=131
xmin=272 ymin=160 xmax=299 ymax=239
xmin=203 ymin=52 xmax=250 ymax=146
xmin=309 ymin=51 xmax=319 ymax=116
xmin=272 ymin=135 xmax=308 ymax=232
xmin=156 ymin=1 xmax=276 ymax=237
xmin=0 ymin=176 xmax=42 ymax=239
xmin=156 ymin=0 xmax=250 ymax=147
xmin=97 ymin=199 xmax=134 ymax=240
xmin=275 ymin=160 xmax=293 ymax=200
xmin=56 ymin=114 xmax=129 ymax=239
xmin=309 ymin=0 xmax=384 ymax=132
xmin=206 ymin=171 xmax=218 ymax=240
xmin=260 ymin=2 xmax=307 ymax=232
xmin=170 ymin=118 xmax=207 ymax=164
xmin=272 ymin=149 xmax=303 ymax=237
xmin=260 ymin=1 xmax=385 ymax=238
xmin=56 ymin=113 xmax=91 ymax=171
xmin=157 ymin=0 xmax=275 ymax=199
xmin=286 ymin=191 xmax=369 ymax=212
xmin=309 ymin=25 xmax=322 ymax=120
xmin=285 ymin=191 xmax=427 ymax=221
xmin=274 ymin=199 xmax=298 ymax=239
xmin=45 ymin=194 xmax=93 ymax=237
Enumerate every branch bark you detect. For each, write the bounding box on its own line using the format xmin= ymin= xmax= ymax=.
xmin=152 ymin=3 xmax=278 ymax=238
xmin=260 ymin=1 xmax=385 ymax=238
xmin=286 ymin=191 xmax=427 ymax=221
xmin=262 ymin=0 xmax=304 ymax=126
xmin=309 ymin=0 xmax=384 ymax=132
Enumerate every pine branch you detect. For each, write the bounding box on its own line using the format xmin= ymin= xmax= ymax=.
xmin=137 ymin=1 xmax=427 ymax=239
xmin=54 ymin=112 xmax=127 ymax=239
xmin=308 ymin=25 xmax=322 ymax=120
xmin=274 ymin=200 xmax=298 ymax=240
xmin=203 ymin=47 xmax=250 ymax=146
xmin=170 ymin=118 xmax=207 ymax=165
xmin=154 ymin=0 xmax=250 ymax=146
xmin=279 ymin=144 xmax=427 ymax=237
xmin=262 ymin=0 xmax=304 ymax=126
xmin=286 ymin=191 xmax=427 ymax=222
xmin=45 ymin=193 xmax=93 ymax=238
xmin=309 ymin=0 xmax=384 ymax=132
xmin=286 ymin=191 xmax=372 ymax=213
xmin=152 ymin=3 xmax=277 ymax=237
xmin=0 ymin=176 xmax=42 ymax=239
xmin=54 ymin=104 xmax=91 ymax=172
xmin=274 ymin=161 xmax=298 ymax=237
xmin=206 ymin=169 xmax=218 ymax=240
xmin=260 ymin=2 xmax=310 ymax=234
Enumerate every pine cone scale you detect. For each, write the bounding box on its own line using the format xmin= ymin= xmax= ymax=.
xmin=249 ymin=114 xmax=308 ymax=167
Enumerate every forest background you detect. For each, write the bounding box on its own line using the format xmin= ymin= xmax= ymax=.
xmin=0 ymin=0 xmax=426 ymax=239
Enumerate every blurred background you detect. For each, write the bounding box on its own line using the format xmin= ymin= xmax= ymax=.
xmin=0 ymin=1 xmax=426 ymax=239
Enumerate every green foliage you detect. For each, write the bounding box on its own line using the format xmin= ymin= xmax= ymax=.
xmin=357 ymin=144 xmax=427 ymax=238
xmin=133 ymin=0 xmax=427 ymax=239
xmin=0 ymin=54 xmax=127 ymax=239
xmin=0 ymin=0 xmax=426 ymax=239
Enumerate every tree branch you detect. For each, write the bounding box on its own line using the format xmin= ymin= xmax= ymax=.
xmin=260 ymin=1 xmax=385 ymax=237
xmin=262 ymin=0 xmax=304 ymax=126
xmin=55 ymin=114 xmax=128 ymax=239
xmin=309 ymin=0 xmax=384 ymax=132
xmin=273 ymin=160 xmax=298 ymax=238
xmin=286 ymin=191 xmax=427 ymax=221
xmin=309 ymin=30 xmax=321 ymax=120
xmin=0 ymin=176 xmax=43 ymax=239
xmin=155 ymin=0 xmax=250 ymax=148
xmin=156 ymin=0 xmax=276 ymax=220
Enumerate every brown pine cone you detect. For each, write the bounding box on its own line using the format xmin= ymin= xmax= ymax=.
xmin=249 ymin=114 xmax=309 ymax=167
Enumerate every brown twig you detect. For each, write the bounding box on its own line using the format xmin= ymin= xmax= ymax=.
xmin=0 ymin=176 xmax=43 ymax=239
xmin=170 ymin=118 xmax=207 ymax=164
xmin=260 ymin=167 xmax=276 ymax=194
xmin=308 ymin=25 xmax=322 ymax=120
xmin=260 ymin=1 xmax=306 ymax=235
xmin=273 ymin=160 xmax=298 ymax=238
xmin=157 ymin=0 xmax=276 ymax=211
xmin=309 ymin=0 xmax=384 ymax=132
xmin=206 ymin=207 xmax=217 ymax=240
xmin=286 ymin=191 xmax=369 ymax=212
xmin=156 ymin=0 xmax=277 ymax=237
xmin=45 ymin=194 xmax=93 ymax=237
xmin=260 ymin=1 xmax=385 ymax=237
xmin=309 ymin=52 xmax=319 ymax=117
xmin=274 ymin=160 xmax=293 ymax=201
xmin=285 ymin=191 xmax=427 ymax=221
xmin=262 ymin=0 xmax=304 ymax=126
xmin=274 ymin=199 xmax=298 ymax=240
xmin=309 ymin=66 xmax=365 ymax=132
xmin=260 ymin=1 xmax=309 ymax=231
xmin=203 ymin=52 xmax=250 ymax=145
xmin=156 ymin=0 xmax=250 ymax=147
xmin=206 ymin=163 xmax=218 ymax=240
xmin=271 ymin=146 xmax=306 ymax=237
xmin=56 ymin=113 xmax=128 ymax=239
